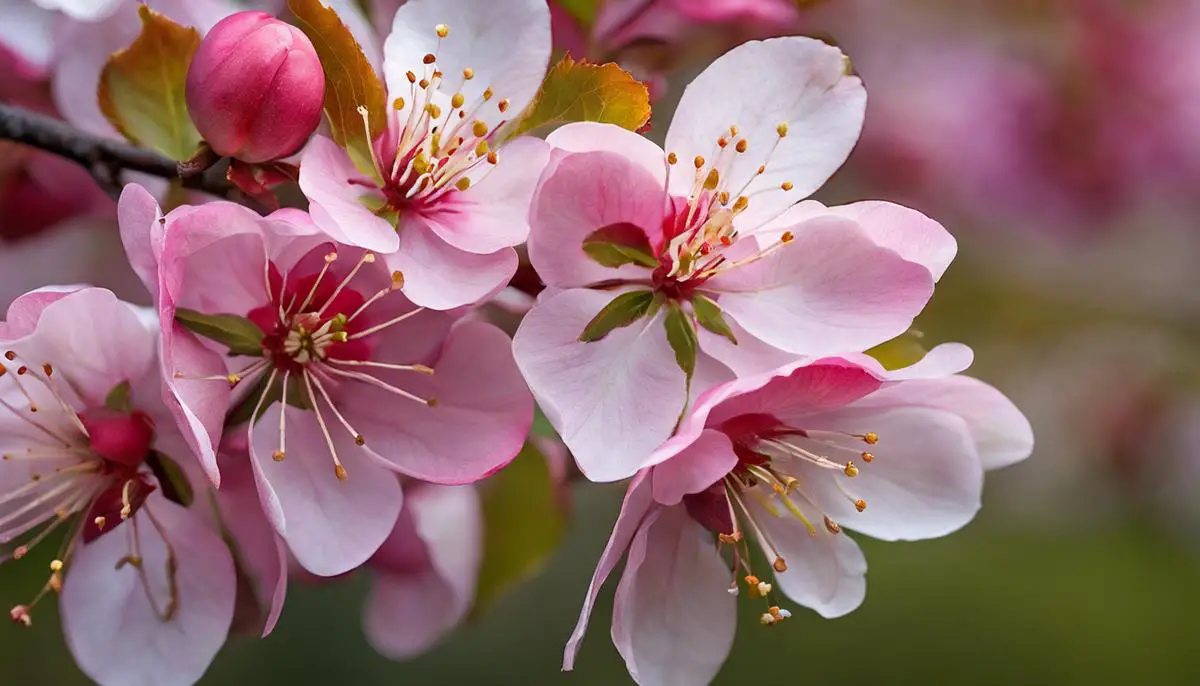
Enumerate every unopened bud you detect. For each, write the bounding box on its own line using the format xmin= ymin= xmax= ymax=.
xmin=186 ymin=12 xmax=325 ymax=163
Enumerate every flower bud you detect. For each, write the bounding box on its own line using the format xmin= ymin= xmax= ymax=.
xmin=185 ymin=11 xmax=325 ymax=164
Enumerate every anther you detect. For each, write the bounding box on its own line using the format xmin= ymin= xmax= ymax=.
xmin=863 ymin=432 xmax=878 ymax=445
xmin=42 ymin=364 xmax=52 ymax=376
xmin=759 ymin=612 xmax=776 ymax=626
xmin=10 ymin=605 xmax=31 ymax=627
xmin=272 ymin=450 xmax=285 ymax=462
xmin=456 ymin=177 xmax=471 ymax=191
xmin=824 ymin=516 xmax=842 ymax=534
xmin=13 ymin=546 xmax=28 ymax=560
xmin=425 ymin=103 xmax=442 ymax=119
xmin=354 ymin=434 xmax=365 ymax=446
xmin=732 ymin=196 xmax=749 ymax=213
xmin=5 ymin=351 xmax=15 ymax=361
xmin=667 ymin=152 xmax=678 ymax=165
xmin=498 ymin=99 xmax=510 ymax=113
xmin=693 ymin=155 xmax=705 ymax=169
xmin=703 ymin=168 xmax=720 ymax=190
xmin=781 ymin=181 xmax=794 ymax=191
xmin=451 ymin=93 xmax=465 ymax=109
xmin=426 ymin=397 xmax=440 ymax=408
xmin=435 ymin=24 xmax=449 ymax=38
xmin=406 ymin=71 xmax=417 ymax=83
xmin=718 ymin=137 xmax=728 ymax=149
xmin=335 ymin=464 xmax=349 ymax=481
xmin=744 ymin=575 xmax=760 ymax=586
xmin=843 ymin=462 xmax=859 ymax=477
xmin=772 ymin=556 xmax=788 ymax=573
xmin=463 ymin=67 xmax=474 ymax=80
xmin=487 ymin=151 xmax=499 ymax=165
xmin=391 ymin=271 xmax=405 ymax=289
xmin=776 ymin=122 xmax=789 ymax=137
xmin=226 ymin=373 xmax=241 ymax=386
xmin=393 ymin=97 xmax=405 ymax=110
xmin=94 ymin=516 xmax=106 ymax=530
xmin=482 ymin=87 xmax=493 ymax=100
xmin=862 ymin=451 xmax=874 ymax=463
xmin=472 ymin=120 xmax=489 ymax=137
xmin=780 ymin=231 xmax=795 ymax=243
xmin=49 ymin=560 xmax=63 ymax=572
xmin=855 ymin=499 xmax=867 ymax=512
xmin=422 ymin=53 xmax=436 ymax=65
xmin=735 ymin=139 xmax=748 ymax=153
xmin=757 ymin=581 xmax=772 ymax=595
xmin=718 ymin=532 xmax=743 ymax=544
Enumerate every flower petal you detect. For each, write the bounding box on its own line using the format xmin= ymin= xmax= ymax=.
xmin=343 ymin=321 xmax=532 ymax=484
xmin=822 ymin=201 xmax=958 ymax=282
xmin=364 ymin=484 xmax=482 ymax=659
xmin=383 ymin=0 xmax=551 ymax=118
xmin=753 ymin=496 xmax=867 ymax=618
xmin=251 ymin=404 xmax=403 ymax=576
xmin=665 ymin=37 xmax=866 ymax=227
xmin=706 ymin=357 xmax=884 ymax=427
xmin=651 ymin=429 xmax=738 ymax=506
xmin=386 ymin=216 xmax=517 ymax=309
xmin=299 ymin=135 xmax=400 ymax=254
xmin=850 ymin=375 xmax=1034 ymax=471
xmin=711 ymin=216 xmax=934 ymax=356
xmin=420 ymin=136 xmax=549 ymax=254
xmin=528 ymin=148 xmax=666 ymax=288
xmin=805 ymin=406 xmax=984 ymax=541
xmin=545 ymin=122 xmax=668 ymax=183
xmin=61 ymin=496 xmax=236 ymax=686
xmin=117 ymin=183 xmax=166 ymax=291
xmin=563 ymin=472 xmax=652 ymax=671
xmin=513 ymin=288 xmax=686 ymax=482
xmin=612 ymin=504 xmax=736 ymax=686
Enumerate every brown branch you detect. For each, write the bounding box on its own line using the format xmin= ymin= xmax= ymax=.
xmin=0 ymin=103 xmax=233 ymax=200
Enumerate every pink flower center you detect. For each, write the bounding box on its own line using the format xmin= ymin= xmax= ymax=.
xmin=682 ymin=411 xmax=879 ymax=626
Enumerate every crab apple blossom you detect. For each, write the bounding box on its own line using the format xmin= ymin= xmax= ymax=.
xmin=363 ymin=481 xmax=482 ymax=660
xmin=118 ymin=183 xmax=533 ymax=576
xmin=0 ymin=286 xmax=239 ymax=686
xmin=515 ymin=36 xmax=955 ymax=482
xmin=564 ymin=347 xmax=1033 ymax=685
xmin=185 ymin=11 xmax=325 ymax=164
xmin=299 ymin=0 xmax=552 ymax=310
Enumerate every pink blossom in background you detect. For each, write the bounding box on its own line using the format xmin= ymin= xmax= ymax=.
xmin=300 ymin=0 xmax=552 ymax=310
xmin=564 ymin=348 xmax=1032 ymax=685
xmin=0 ymin=287 xmax=237 ymax=686
xmin=515 ymin=36 xmax=954 ymax=482
xmin=118 ymin=184 xmax=532 ymax=577
xmin=363 ymin=481 xmax=482 ymax=660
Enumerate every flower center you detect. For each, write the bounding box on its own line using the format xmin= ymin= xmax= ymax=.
xmin=0 ymin=354 xmax=162 ymax=627
xmin=355 ymin=23 xmax=508 ymax=217
xmin=684 ymin=412 xmax=879 ymax=625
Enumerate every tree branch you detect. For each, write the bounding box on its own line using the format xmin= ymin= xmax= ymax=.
xmin=0 ymin=103 xmax=233 ymax=200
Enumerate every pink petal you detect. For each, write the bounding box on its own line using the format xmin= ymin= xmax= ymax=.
xmin=851 ymin=375 xmax=1034 ymax=471
xmin=528 ymin=148 xmax=666 ymax=288
xmin=117 ymin=183 xmax=165 ymax=291
xmin=0 ymin=286 xmax=77 ymax=340
xmin=710 ymin=216 xmax=935 ymax=356
xmin=752 ymin=496 xmax=867 ymax=618
xmin=545 ymin=122 xmax=668 ymax=183
xmin=250 ymin=404 xmax=404 ymax=576
xmin=564 ymin=472 xmax=653 ymax=671
xmin=342 ymin=321 xmax=532 ymax=483
xmin=665 ymin=37 xmax=866 ymax=228
xmin=823 ymin=201 xmax=958 ymax=282
xmin=421 ymin=136 xmax=548 ymax=255
xmin=386 ymin=217 xmax=517 ymax=310
xmin=213 ymin=454 xmax=288 ymax=637
xmin=651 ymin=429 xmax=738 ymax=506
xmin=805 ymin=407 xmax=983 ymax=541
xmin=61 ymin=496 xmax=236 ymax=686
xmin=382 ymin=0 xmax=551 ymax=121
xmin=611 ymin=504 xmax=736 ymax=685
xmin=706 ymin=357 xmax=884 ymax=427
xmin=364 ymin=484 xmax=482 ymax=659
xmin=513 ymin=288 xmax=686 ymax=482
xmin=299 ymin=135 xmax=400 ymax=254
xmin=695 ymin=316 xmax=800 ymax=377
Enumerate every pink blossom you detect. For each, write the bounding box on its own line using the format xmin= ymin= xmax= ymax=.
xmin=363 ymin=481 xmax=482 ymax=659
xmin=299 ymin=0 xmax=552 ymax=310
xmin=564 ymin=348 xmax=1033 ymax=684
xmin=117 ymin=184 xmax=533 ymax=576
xmin=515 ymin=37 xmax=954 ymax=482
xmin=0 ymin=287 xmax=238 ymax=686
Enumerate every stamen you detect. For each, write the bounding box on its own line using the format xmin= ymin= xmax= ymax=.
xmin=315 ymin=252 xmax=376 ymax=318
xmin=321 ymin=366 xmax=436 ymax=407
xmin=301 ymin=372 xmax=349 ymax=481
xmin=346 ymin=307 xmax=426 ymax=340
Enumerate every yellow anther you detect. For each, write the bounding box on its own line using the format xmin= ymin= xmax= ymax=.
xmin=419 ymin=78 xmax=430 ymax=89
xmin=272 ymin=450 xmax=286 ymax=462
xmin=393 ymin=97 xmax=405 ymax=110
xmin=855 ymin=499 xmax=867 ymax=512
xmin=863 ymin=432 xmax=878 ymax=445
xmin=744 ymin=575 xmax=760 ymax=586
xmin=451 ymin=93 xmax=465 ymax=109
xmin=475 ymin=140 xmax=490 ymax=157
xmin=703 ymin=168 xmax=720 ymax=190
xmin=425 ymin=103 xmax=442 ymax=119
xmin=718 ymin=191 xmax=730 ymax=205
xmin=49 ymin=560 xmax=63 ymax=572
xmin=463 ymin=67 xmax=475 ymax=80
xmin=780 ymin=231 xmax=794 ymax=243
xmin=843 ymin=462 xmax=859 ymax=477
xmin=94 ymin=516 xmax=106 ymax=530
xmin=456 ymin=177 xmax=472 ymax=191
xmin=487 ymin=151 xmax=499 ymax=165
xmin=354 ymin=434 xmax=365 ymax=446
xmin=406 ymin=70 xmax=417 ymax=83
xmin=729 ymin=125 xmax=739 ymax=136
xmin=717 ymin=137 xmax=729 ymax=149
xmin=226 ymin=373 xmax=241 ymax=386
xmin=862 ymin=451 xmax=874 ymax=463
xmin=693 ymin=155 xmax=705 ymax=169
xmin=732 ymin=196 xmax=749 ymax=213
xmin=824 ymin=516 xmax=842 ymax=534
xmin=776 ymin=122 xmax=789 ymax=137
xmin=735 ymin=139 xmax=748 ymax=153
xmin=435 ymin=24 xmax=449 ymax=38
xmin=335 ymin=465 xmax=348 ymax=481
xmin=391 ymin=271 xmax=405 ymax=289
xmin=483 ymin=87 xmax=494 ymax=101
xmin=472 ymin=120 xmax=489 ymax=138
xmin=781 ymin=181 xmax=794 ymax=191
xmin=667 ymin=152 xmax=678 ymax=165
xmin=773 ymin=557 xmax=788 ymax=573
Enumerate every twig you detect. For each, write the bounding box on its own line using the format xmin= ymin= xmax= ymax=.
xmin=0 ymin=103 xmax=234 ymax=200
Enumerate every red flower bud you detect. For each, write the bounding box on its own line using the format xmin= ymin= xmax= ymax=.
xmin=185 ymin=11 xmax=325 ymax=164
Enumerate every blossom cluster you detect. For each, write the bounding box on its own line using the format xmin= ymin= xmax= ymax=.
xmin=0 ymin=0 xmax=1033 ymax=684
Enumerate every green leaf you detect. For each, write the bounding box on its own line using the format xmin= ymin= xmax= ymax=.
xmin=145 ymin=450 xmax=194 ymax=507
xmin=288 ymin=0 xmax=388 ymax=180
xmin=691 ymin=295 xmax=737 ymax=345
xmin=473 ymin=441 xmax=567 ymax=616
xmin=554 ymin=0 xmax=601 ymax=25
xmin=104 ymin=380 xmax=133 ymax=413
xmin=97 ymin=5 xmax=203 ymax=160
xmin=508 ymin=54 xmax=651 ymax=139
xmin=663 ymin=302 xmax=698 ymax=381
xmin=577 ymin=290 xmax=656 ymax=342
xmin=866 ymin=332 xmax=928 ymax=371
xmin=175 ymin=308 xmax=265 ymax=356
xmin=582 ymin=223 xmax=659 ymax=269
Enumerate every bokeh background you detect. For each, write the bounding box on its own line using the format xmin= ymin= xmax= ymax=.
xmin=4 ymin=0 xmax=1200 ymax=683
